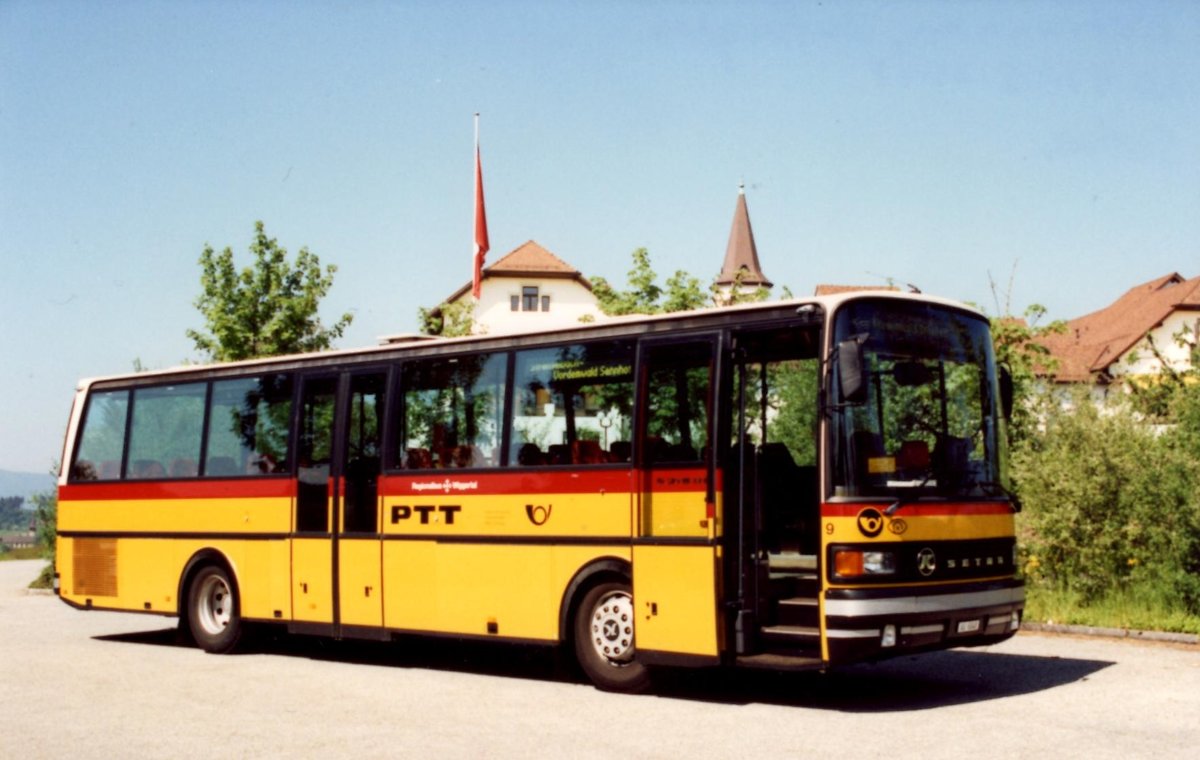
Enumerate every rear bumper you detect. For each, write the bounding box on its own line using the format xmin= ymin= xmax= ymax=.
xmin=824 ymin=579 xmax=1024 ymax=664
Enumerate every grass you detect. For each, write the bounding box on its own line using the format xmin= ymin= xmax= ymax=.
xmin=0 ymin=546 xmax=43 ymax=561
xmin=1025 ymin=584 xmax=1200 ymax=635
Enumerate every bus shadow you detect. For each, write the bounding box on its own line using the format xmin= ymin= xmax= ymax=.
xmin=94 ymin=626 xmax=576 ymax=684
xmin=655 ymin=649 xmax=1114 ymax=712
xmin=95 ymin=627 xmax=1112 ymax=712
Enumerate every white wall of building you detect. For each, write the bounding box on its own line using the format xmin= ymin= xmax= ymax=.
xmin=471 ymin=277 xmax=604 ymax=334
xmin=1110 ymin=312 xmax=1199 ymax=379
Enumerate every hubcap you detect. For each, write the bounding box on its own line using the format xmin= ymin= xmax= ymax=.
xmin=589 ymin=590 xmax=634 ymax=664
xmin=196 ymin=574 xmax=232 ymax=636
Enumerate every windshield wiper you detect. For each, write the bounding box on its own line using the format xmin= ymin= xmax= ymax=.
xmin=975 ymin=481 xmax=1023 ymax=512
xmin=885 ymin=472 xmax=936 ymax=515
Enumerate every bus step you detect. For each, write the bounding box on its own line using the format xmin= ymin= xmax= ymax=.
xmin=760 ymin=625 xmax=820 ymax=644
xmin=775 ymin=597 xmax=819 ymax=628
xmin=766 ymin=552 xmax=817 ymax=572
xmin=736 ymin=652 xmax=824 ymax=671
xmin=767 ymin=572 xmax=820 ymax=598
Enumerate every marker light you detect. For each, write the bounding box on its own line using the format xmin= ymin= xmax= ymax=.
xmin=833 ymin=550 xmax=897 ymax=578
xmin=882 ymin=624 xmax=897 ymax=648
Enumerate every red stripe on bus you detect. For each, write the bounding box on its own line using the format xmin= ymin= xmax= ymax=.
xmin=378 ymin=467 xmax=716 ymax=496
xmin=59 ymin=478 xmax=296 ymax=502
xmin=820 ymin=502 xmax=1014 ymax=517
xmin=59 ymin=466 xmax=722 ymax=501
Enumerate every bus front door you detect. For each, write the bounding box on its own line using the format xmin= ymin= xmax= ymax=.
xmin=292 ymin=371 xmax=387 ymax=635
xmin=292 ymin=376 xmax=337 ymax=626
xmin=632 ymin=338 xmax=722 ymax=665
xmin=727 ymin=326 xmax=822 ymax=662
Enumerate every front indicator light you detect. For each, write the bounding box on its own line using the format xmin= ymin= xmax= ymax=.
xmin=834 ymin=549 xmax=897 ymax=578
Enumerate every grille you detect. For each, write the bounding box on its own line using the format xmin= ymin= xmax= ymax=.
xmin=73 ymin=538 xmax=118 ymax=597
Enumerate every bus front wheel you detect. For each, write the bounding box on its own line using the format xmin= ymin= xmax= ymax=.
xmin=573 ymin=581 xmax=651 ymax=692
xmin=187 ymin=564 xmax=243 ymax=654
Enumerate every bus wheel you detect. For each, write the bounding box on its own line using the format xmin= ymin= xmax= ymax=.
xmin=573 ymin=581 xmax=651 ymax=693
xmin=187 ymin=565 xmax=243 ymax=654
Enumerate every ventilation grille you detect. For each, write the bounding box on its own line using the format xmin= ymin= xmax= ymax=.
xmin=73 ymin=538 xmax=118 ymax=597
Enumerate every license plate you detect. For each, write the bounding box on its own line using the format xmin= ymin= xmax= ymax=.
xmin=957 ymin=619 xmax=981 ymax=634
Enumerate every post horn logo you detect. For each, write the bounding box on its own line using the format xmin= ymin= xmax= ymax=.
xmin=856 ymin=508 xmax=885 ymax=538
xmin=525 ymin=503 xmax=552 ymax=526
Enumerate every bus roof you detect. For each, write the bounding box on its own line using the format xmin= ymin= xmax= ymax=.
xmin=75 ymin=290 xmax=984 ymax=391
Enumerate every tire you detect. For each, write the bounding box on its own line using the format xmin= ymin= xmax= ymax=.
xmin=572 ymin=581 xmax=651 ymax=693
xmin=187 ymin=564 xmax=243 ymax=654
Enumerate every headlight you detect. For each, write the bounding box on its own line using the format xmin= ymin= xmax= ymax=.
xmin=834 ymin=549 xmax=897 ymax=578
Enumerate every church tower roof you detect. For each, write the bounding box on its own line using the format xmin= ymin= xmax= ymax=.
xmin=715 ymin=184 xmax=772 ymax=288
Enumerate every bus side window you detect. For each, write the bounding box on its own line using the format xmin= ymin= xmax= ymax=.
xmin=127 ymin=383 xmax=207 ymax=481
xmin=399 ymin=353 xmax=506 ymax=470
xmin=206 ymin=375 xmax=293 ymax=478
xmin=71 ymin=389 xmax=130 ymax=481
xmin=509 ymin=340 xmax=634 ymax=466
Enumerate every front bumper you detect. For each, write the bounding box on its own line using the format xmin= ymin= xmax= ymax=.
xmin=824 ymin=579 xmax=1024 ymax=664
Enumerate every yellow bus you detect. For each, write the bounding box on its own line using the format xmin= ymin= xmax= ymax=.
xmin=56 ymin=292 xmax=1023 ymax=692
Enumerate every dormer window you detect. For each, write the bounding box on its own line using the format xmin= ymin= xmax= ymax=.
xmin=511 ymin=286 xmax=551 ymax=312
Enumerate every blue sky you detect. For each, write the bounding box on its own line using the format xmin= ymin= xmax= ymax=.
xmin=1 ymin=0 xmax=1197 ymax=474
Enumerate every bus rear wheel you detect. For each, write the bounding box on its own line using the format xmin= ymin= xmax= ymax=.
xmin=187 ymin=564 xmax=243 ymax=654
xmin=573 ymin=581 xmax=651 ymax=693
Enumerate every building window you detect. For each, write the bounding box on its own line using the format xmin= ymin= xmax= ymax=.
xmin=541 ymin=295 xmax=551 ymax=312
xmin=522 ymin=286 xmax=539 ymax=312
xmin=510 ymin=295 xmax=519 ymax=311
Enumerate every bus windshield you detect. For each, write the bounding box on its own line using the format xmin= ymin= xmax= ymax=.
xmin=830 ymin=299 xmax=1005 ymax=500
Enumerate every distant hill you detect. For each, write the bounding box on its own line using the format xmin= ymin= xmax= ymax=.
xmin=0 ymin=469 xmax=56 ymax=502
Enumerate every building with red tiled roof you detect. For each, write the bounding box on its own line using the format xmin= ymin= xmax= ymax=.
xmin=431 ymin=240 xmax=602 ymax=335
xmin=1039 ymin=273 xmax=1200 ymax=384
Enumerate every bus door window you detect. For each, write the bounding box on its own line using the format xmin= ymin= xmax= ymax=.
xmin=642 ymin=342 xmax=712 ymax=466
xmin=342 ymin=372 xmax=386 ymax=533
xmin=638 ymin=339 xmax=715 ymax=537
xmin=297 ymin=377 xmax=337 ymax=533
xmin=729 ymin=328 xmax=820 ymax=555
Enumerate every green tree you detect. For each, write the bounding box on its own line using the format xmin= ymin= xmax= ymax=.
xmin=1122 ymin=321 xmax=1200 ymax=420
xmin=418 ymin=298 xmax=476 ymax=337
xmin=26 ymin=462 xmax=58 ymax=588
xmin=188 ymin=221 xmax=353 ymax=361
xmin=0 ymin=496 xmax=26 ymax=531
xmin=591 ymin=248 xmax=709 ymax=316
xmin=980 ymin=268 xmax=1067 ymax=444
xmin=712 ymin=268 xmax=772 ymax=306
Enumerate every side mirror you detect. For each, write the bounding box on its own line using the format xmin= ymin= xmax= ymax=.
xmin=838 ymin=335 xmax=869 ymax=404
xmin=999 ymin=365 xmax=1014 ymax=422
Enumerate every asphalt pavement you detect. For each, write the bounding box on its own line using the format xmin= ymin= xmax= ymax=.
xmin=2 ymin=559 xmax=1198 ymax=759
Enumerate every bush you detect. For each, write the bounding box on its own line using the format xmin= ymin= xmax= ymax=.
xmin=1014 ymin=387 xmax=1200 ymax=614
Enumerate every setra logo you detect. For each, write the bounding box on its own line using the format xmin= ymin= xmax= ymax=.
xmin=856 ymin=508 xmax=885 ymax=538
xmin=917 ymin=547 xmax=937 ymax=576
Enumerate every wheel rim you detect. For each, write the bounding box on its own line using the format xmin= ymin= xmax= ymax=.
xmin=195 ymin=574 xmax=232 ymax=636
xmin=588 ymin=589 xmax=634 ymax=665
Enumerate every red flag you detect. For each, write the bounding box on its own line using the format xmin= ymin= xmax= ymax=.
xmin=472 ymin=127 xmax=490 ymax=300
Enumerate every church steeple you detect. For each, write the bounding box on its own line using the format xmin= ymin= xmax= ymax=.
xmin=715 ymin=183 xmax=772 ymax=290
